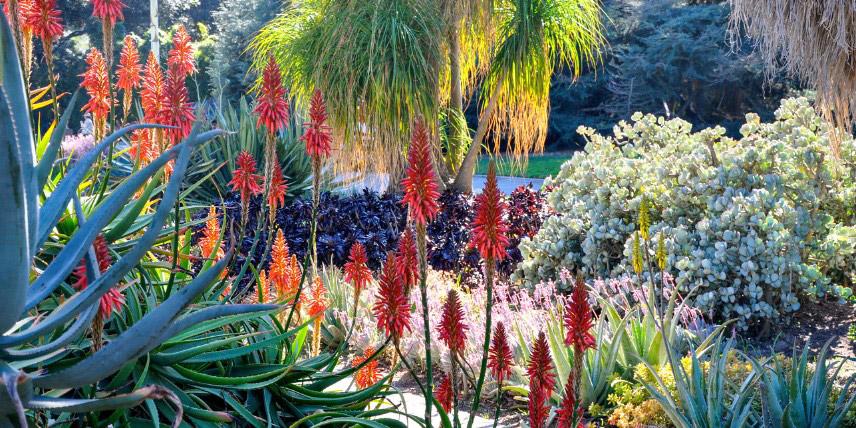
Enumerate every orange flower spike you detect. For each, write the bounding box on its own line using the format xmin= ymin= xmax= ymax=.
xmin=394 ymin=228 xmax=418 ymax=293
xmin=373 ymin=252 xmax=411 ymax=341
xmin=352 ymin=347 xmax=382 ymax=389
xmin=80 ymin=48 xmax=111 ymax=137
xmin=254 ymin=55 xmax=289 ymax=134
xmin=257 ymin=270 xmax=268 ymax=304
xmin=140 ymin=52 xmax=165 ymax=122
xmin=199 ymin=207 xmax=225 ymax=261
xmin=269 ymin=230 xmax=290 ymax=295
xmin=300 ymin=88 xmax=332 ymax=159
xmin=24 ymin=0 xmax=62 ymax=44
xmin=167 ymin=24 xmax=196 ymax=76
xmin=158 ymin=63 xmax=194 ymax=145
xmin=306 ymin=277 xmax=329 ymax=319
xmin=488 ymin=321 xmax=514 ymax=386
xmin=470 ymin=161 xmax=510 ymax=262
xmin=401 ymin=118 xmax=440 ymax=226
xmin=438 ymin=289 xmax=468 ymax=356
xmin=268 ymin=162 xmax=288 ymax=216
xmin=344 ymin=241 xmax=372 ymax=298
xmin=90 ymin=0 xmax=125 ymax=25
xmin=116 ymin=35 xmax=141 ymax=92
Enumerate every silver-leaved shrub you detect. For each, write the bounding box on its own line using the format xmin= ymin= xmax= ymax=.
xmin=514 ymin=97 xmax=856 ymax=330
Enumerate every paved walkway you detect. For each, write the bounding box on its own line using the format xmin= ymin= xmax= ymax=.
xmin=335 ymin=173 xmax=544 ymax=194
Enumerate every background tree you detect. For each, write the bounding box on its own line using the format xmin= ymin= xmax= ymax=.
xmin=250 ymin=0 xmax=605 ymax=193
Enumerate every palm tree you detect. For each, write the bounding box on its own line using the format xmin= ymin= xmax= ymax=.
xmin=250 ymin=0 xmax=604 ymax=192
xmin=730 ymin=0 xmax=856 ymax=158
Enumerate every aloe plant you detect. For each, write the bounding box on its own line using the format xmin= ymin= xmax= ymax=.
xmin=0 ymin=13 xmax=281 ymax=425
xmin=750 ymin=340 xmax=856 ymax=428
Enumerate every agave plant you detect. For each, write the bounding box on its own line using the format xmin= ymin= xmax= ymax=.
xmin=0 ymin=13 xmax=280 ymax=424
xmin=750 ymin=340 xmax=856 ymax=428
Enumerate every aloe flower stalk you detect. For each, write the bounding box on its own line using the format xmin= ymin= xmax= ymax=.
xmin=565 ymin=273 xmax=596 ymax=399
xmin=228 ymin=150 xmax=263 ymax=227
xmin=433 ymin=375 xmax=454 ymax=413
xmin=467 ymin=160 xmax=509 ymax=426
xmin=267 ymin=161 xmax=288 ymax=225
xmin=167 ymin=24 xmax=196 ymax=77
xmin=373 ymin=251 xmax=411 ymax=345
xmin=395 ymin=227 xmax=418 ymax=295
xmin=488 ymin=321 xmax=514 ymax=428
xmin=556 ymin=371 xmax=583 ymax=428
xmin=17 ymin=0 xmax=34 ymax=83
xmin=344 ymin=241 xmax=372 ymax=321
xmin=81 ymin=47 xmax=110 ymax=140
xmin=115 ymin=35 xmax=141 ymax=122
xmin=400 ymin=116 xmax=440 ymax=424
xmin=137 ymin=52 xmax=165 ymax=165
xmin=438 ymin=289 xmax=468 ymax=424
xmin=24 ymin=0 xmax=61 ymax=119
xmin=255 ymin=55 xmax=289 ymax=228
xmin=199 ymin=207 xmax=225 ymax=282
xmin=158 ymin=62 xmax=194 ymax=147
xmin=89 ymin=0 xmax=125 ymax=71
xmin=352 ymin=347 xmax=382 ymax=389
xmin=527 ymin=331 xmax=555 ymax=428
xmin=299 ymin=88 xmax=332 ymax=270
xmin=71 ymin=234 xmax=124 ymax=352
xmin=306 ymin=277 xmax=328 ymax=356
xmin=257 ymin=270 xmax=268 ymax=304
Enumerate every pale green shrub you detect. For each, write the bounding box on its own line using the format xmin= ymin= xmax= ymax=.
xmin=514 ymin=98 xmax=856 ymax=329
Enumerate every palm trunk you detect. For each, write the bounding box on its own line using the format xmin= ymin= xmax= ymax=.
xmin=451 ymin=75 xmax=503 ymax=193
xmin=446 ymin=18 xmax=464 ymax=177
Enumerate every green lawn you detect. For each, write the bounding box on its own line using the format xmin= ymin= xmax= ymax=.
xmin=476 ymin=154 xmax=571 ymax=179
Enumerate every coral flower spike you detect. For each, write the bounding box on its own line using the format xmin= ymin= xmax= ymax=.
xmin=557 ymin=371 xmax=584 ymax=428
xmin=343 ymin=241 xmax=372 ymax=298
xmin=168 ymin=24 xmax=196 ymax=76
xmin=116 ymin=35 xmax=141 ymax=119
xmin=255 ymin=55 xmax=289 ymax=133
xmin=90 ymin=0 xmax=125 ymax=25
xmin=373 ymin=251 xmax=411 ymax=341
xmin=158 ymin=63 xmax=194 ymax=146
xmin=306 ymin=277 xmax=329 ymax=356
xmin=300 ymin=88 xmax=333 ymax=159
xmin=401 ymin=117 xmax=440 ymax=226
xmin=394 ymin=227 xmax=418 ymax=294
xmin=527 ymin=330 xmax=556 ymax=394
xmin=470 ymin=161 xmax=510 ymax=262
xmin=268 ymin=162 xmax=288 ymax=219
xmin=81 ymin=47 xmax=111 ymax=139
xmin=72 ymin=235 xmax=124 ymax=319
xmin=488 ymin=321 xmax=514 ymax=386
xmin=433 ymin=375 xmax=454 ymax=413
xmin=25 ymin=0 xmax=62 ymax=44
xmin=564 ymin=274 xmax=596 ymax=352
xmin=352 ymin=347 xmax=382 ymax=389
xmin=438 ymin=289 xmax=468 ymax=356
xmin=230 ymin=150 xmax=264 ymax=199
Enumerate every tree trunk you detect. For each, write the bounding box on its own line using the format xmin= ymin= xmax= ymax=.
xmin=446 ymin=18 xmax=464 ymax=178
xmin=450 ymin=76 xmax=503 ymax=193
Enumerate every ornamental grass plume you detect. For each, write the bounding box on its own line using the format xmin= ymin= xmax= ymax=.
xmin=72 ymin=235 xmax=124 ymax=352
xmin=229 ymin=150 xmax=263 ymax=227
xmin=24 ymin=0 xmax=61 ymax=119
xmin=167 ymin=24 xmax=196 ymax=76
xmin=395 ymin=227 xmax=418 ymax=294
xmin=158 ymin=63 xmax=194 ymax=147
xmin=306 ymin=277 xmax=328 ymax=356
xmin=468 ymin=160 xmax=510 ymax=426
xmin=115 ymin=35 xmax=141 ymax=122
xmin=527 ymin=331 xmax=555 ymax=428
xmin=433 ymin=375 xmax=454 ymax=413
xmin=255 ymin=55 xmax=289 ymax=228
xmin=81 ymin=47 xmax=110 ymax=140
xmin=557 ymin=371 xmax=583 ymax=428
xmin=352 ymin=347 xmax=382 ymax=389
xmin=373 ymin=251 xmax=411 ymax=344
xmin=344 ymin=241 xmax=372 ymax=312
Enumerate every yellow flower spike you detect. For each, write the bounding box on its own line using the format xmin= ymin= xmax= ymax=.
xmin=639 ymin=191 xmax=650 ymax=240
xmin=632 ymin=231 xmax=644 ymax=275
xmin=656 ymin=232 xmax=667 ymax=271
xmin=258 ymin=270 xmax=267 ymax=304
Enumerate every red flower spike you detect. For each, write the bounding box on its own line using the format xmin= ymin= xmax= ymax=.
xmin=167 ymin=24 xmax=196 ymax=76
xmin=373 ymin=251 xmax=411 ymax=340
xmin=438 ymin=289 xmax=468 ymax=355
xmin=394 ymin=227 xmax=418 ymax=293
xmin=528 ymin=385 xmax=550 ymax=428
xmin=141 ymin=52 xmax=165 ymax=122
xmin=116 ymin=35 xmax=141 ymax=92
xmin=488 ymin=321 xmax=514 ymax=386
xmin=255 ymin=55 xmax=289 ymax=134
xmin=229 ymin=150 xmax=263 ymax=200
xmin=470 ymin=161 xmax=510 ymax=261
xmin=300 ymin=88 xmax=332 ymax=159
xmin=556 ymin=371 xmax=584 ymax=428
xmin=129 ymin=129 xmax=157 ymax=164
xmin=344 ymin=242 xmax=372 ymax=298
xmin=90 ymin=0 xmax=125 ymax=25
xmin=352 ymin=347 xmax=382 ymax=389
xmin=400 ymin=118 xmax=440 ymax=226
xmin=72 ymin=235 xmax=124 ymax=318
xmin=158 ymin=63 xmax=194 ymax=145
xmin=433 ymin=375 xmax=454 ymax=413
xmin=24 ymin=0 xmax=62 ymax=44
xmin=267 ymin=162 xmax=288 ymax=213
xmin=80 ymin=47 xmax=111 ymax=121
xmin=306 ymin=277 xmax=328 ymax=318
xmin=527 ymin=331 xmax=556 ymax=395
xmin=564 ymin=275 xmax=595 ymax=353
